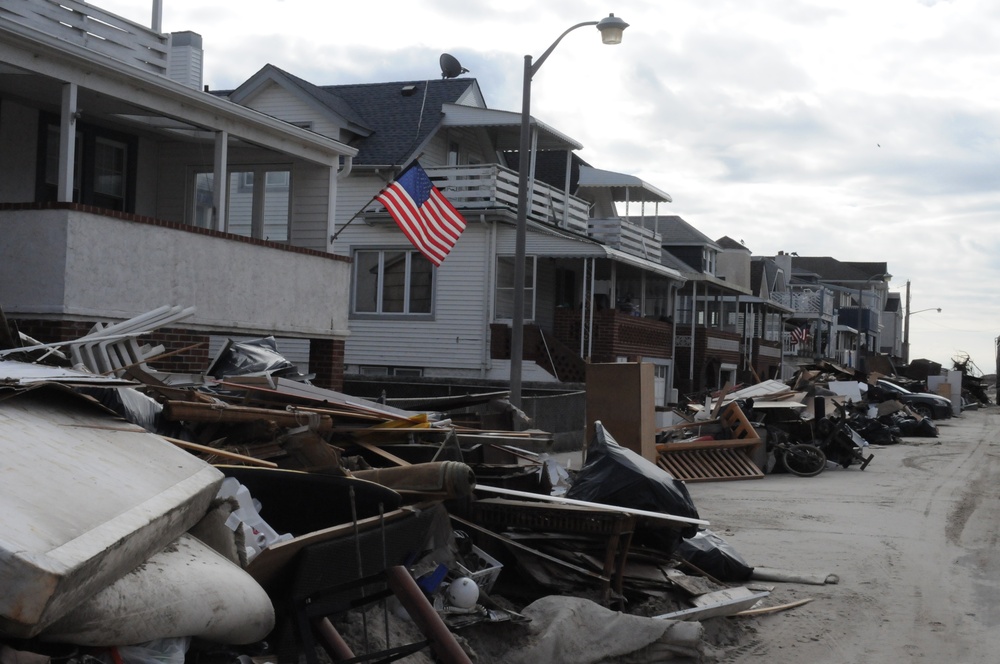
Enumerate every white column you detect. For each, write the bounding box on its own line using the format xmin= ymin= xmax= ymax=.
xmin=326 ymin=166 xmax=338 ymax=252
xmin=57 ymin=83 xmax=78 ymax=203
xmin=213 ymin=130 xmax=228 ymax=232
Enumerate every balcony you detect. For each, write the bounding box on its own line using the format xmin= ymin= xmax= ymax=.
xmin=553 ymin=309 xmax=674 ymax=363
xmin=588 ymin=217 xmax=661 ymax=261
xmin=0 ymin=0 xmax=169 ymax=76
xmin=424 ymin=165 xmax=591 ymax=235
xmin=0 ymin=206 xmax=351 ymax=340
xmin=772 ymin=289 xmax=835 ymax=318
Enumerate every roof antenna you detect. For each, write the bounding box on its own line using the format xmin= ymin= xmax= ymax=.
xmin=440 ymin=53 xmax=469 ymax=79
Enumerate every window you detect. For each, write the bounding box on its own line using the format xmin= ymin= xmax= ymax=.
xmin=192 ymin=166 xmax=290 ymax=241
xmin=358 ymin=366 xmax=424 ymax=377
xmin=354 ymin=249 xmax=433 ymax=315
xmin=495 ymin=255 xmax=535 ymax=321
xmin=38 ymin=116 xmax=136 ymax=212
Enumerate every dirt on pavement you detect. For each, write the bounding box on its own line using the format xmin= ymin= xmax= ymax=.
xmin=686 ymin=403 xmax=1000 ymax=662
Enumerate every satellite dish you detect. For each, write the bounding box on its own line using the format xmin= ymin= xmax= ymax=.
xmin=440 ymin=53 xmax=469 ymax=79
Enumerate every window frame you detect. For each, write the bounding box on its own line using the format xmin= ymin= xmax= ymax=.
xmin=493 ymin=254 xmax=536 ymax=323
xmin=189 ymin=165 xmax=292 ymax=241
xmin=351 ymin=247 xmax=436 ymax=319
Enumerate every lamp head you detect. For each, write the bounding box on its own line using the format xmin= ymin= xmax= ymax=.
xmin=597 ymin=13 xmax=629 ymax=45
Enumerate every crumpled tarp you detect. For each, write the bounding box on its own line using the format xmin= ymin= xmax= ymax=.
xmin=505 ymin=595 xmax=703 ymax=664
xmin=566 ymin=421 xmax=701 ymax=539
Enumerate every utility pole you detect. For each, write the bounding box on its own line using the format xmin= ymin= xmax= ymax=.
xmin=903 ymin=280 xmax=912 ymax=365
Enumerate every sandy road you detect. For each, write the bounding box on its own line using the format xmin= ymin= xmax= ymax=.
xmin=686 ymin=405 xmax=1000 ymax=662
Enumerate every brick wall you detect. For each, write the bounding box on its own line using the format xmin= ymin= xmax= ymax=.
xmin=310 ymin=338 xmax=345 ymax=391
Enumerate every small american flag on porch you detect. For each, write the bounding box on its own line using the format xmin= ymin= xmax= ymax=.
xmin=790 ymin=324 xmax=810 ymax=345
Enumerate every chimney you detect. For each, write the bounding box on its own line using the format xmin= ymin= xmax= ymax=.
xmin=168 ymin=31 xmax=204 ymax=90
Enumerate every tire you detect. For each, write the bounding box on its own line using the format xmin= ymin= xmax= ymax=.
xmin=781 ymin=443 xmax=827 ymax=477
xmin=911 ymin=403 xmax=934 ymax=419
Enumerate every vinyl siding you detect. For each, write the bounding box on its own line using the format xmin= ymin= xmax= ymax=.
xmin=341 ymin=222 xmax=492 ymax=373
xmin=242 ymin=82 xmax=346 ymax=140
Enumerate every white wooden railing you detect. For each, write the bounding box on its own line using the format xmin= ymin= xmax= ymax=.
xmin=772 ymin=288 xmax=835 ymax=317
xmin=424 ymin=164 xmax=591 ymax=234
xmin=0 ymin=0 xmax=169 ymax=76
xmin=588 ymin=217 xmax=662 ymax=261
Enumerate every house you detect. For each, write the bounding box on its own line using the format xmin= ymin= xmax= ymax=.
xmin=221 ymin=65 xmax=690 ymax=409
xmin=651 ymin=217 xmax=788 ymax=396
xmin=0 ymin=1 xmax=356 ymax=388
xmin=765 ymin=254 xmax=897 ymax=374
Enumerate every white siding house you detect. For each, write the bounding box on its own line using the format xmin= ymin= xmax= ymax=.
xmin=223 ymin=64 xmax=687 ymax=393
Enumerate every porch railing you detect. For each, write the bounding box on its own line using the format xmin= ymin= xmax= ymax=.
xmin=425 ymin=165 xmax=590 ymax=233
xmin=588 ymin=217 xmax=661 ymax=261
xmin=771 ymin=289 xmax=835 ymax=317
xmin=0 ymin=0 xmax=170 ymax=76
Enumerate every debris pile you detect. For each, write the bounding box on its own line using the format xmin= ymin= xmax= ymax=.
xmin=0 ymin=309 xmax=975 ymax=663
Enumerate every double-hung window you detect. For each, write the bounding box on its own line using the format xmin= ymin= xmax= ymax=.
xmin=494 ymin=255 xmax=535 ymax=321
xmin=353 ymin=249 xmax=433 ymax=316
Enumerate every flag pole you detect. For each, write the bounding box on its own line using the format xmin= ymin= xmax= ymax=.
xmin=328 ymin=163 xmax=414 ymax=244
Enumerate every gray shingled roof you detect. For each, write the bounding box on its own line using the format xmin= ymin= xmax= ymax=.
xmin=319 ymin=78 xmax=479 ymax=166
xmin=658 ymin=216 xmax=722 ymax=248
xmin=716 ymin=236 xmax=749 ymax=251
xmin=790 ymin=257 xmax=890 ymax=283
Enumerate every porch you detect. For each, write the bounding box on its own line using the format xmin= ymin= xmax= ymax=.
xmin=0 ymin=205 xmax=351 ymax=382
xmin=489 ymin=309 xmax=674 ymax=383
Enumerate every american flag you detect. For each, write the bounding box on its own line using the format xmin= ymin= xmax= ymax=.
xmin=376 ymin=162 xmax=467 ymax=267
xmin=790 ymin=324 xmax=810 ymax=345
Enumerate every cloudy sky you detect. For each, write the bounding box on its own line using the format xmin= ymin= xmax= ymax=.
xmin=102 ymin=0 xmax=1000 ymax=373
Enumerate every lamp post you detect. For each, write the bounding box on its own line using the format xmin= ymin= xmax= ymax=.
xmin=903 ymin=291 xmax=941 ymax=365
xmin=509 ymin=14 xmax=629 ymax=408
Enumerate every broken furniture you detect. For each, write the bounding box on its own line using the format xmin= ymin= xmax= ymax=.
xmin=261 ymin=504 xmax=468 ymax=664
xmin=656 ymin=403 xmax=765 ymax=482
xmin=468 ymin=497 xmax=637 ymax=605
xmin=0 ymin=383 xmax=224 ymax=639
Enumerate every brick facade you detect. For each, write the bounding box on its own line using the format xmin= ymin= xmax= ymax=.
xmin=309 ymin=338 xmax=345 ymax=391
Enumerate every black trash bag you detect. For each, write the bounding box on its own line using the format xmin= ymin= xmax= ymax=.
xmin=567 ymin=421 xmax=701 ymax=542
xmin=83 ymin=386 xmax=164 ymax=433
xmin=676 ymin=529 xmax=754 ymax=582
xmin=207 ymin=336 xmax=307 ymax=380
xmin=915 ymin=418 xmax=938 ymax=438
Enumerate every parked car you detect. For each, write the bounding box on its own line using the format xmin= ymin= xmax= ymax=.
xmin=876 ymin=379 xmax=953 ymax=419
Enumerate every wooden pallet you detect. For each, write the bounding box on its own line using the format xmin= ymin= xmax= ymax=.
xmin=657 ymin=440 xmax=764 ymax=482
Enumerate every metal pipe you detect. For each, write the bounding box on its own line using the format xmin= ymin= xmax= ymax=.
xmin=384 ymin=567 xmax=473 ymax=664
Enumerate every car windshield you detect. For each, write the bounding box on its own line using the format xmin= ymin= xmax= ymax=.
xmin=880 ymin=380 xmax=914 ymax=395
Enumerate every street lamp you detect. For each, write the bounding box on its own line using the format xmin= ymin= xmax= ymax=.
xmin=903 ymin=303 xmax=941 ymax=365
xmin=509 ymin=14 xmax=629 ymax=408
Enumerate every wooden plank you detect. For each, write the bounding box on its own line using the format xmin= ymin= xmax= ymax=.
xmin=352 ymin=440 xmax=412 ymax=467
xmin=159 ymin=435 xmax=279 ymax=468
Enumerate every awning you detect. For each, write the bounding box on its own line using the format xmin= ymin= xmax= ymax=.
xmin=576 ymin=165 xmax=672 ymax=203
